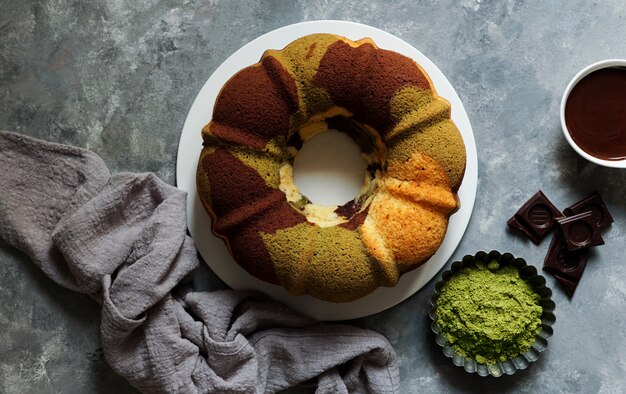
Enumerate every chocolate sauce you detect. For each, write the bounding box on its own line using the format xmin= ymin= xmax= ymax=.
xmin=565 ymin=67 xmax=626 ymax=160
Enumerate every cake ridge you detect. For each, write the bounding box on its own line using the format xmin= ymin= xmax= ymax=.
xmin=212 ymin=189 xmax=289 ymax=235
xmin=386 ymin=100 xmax=453 ymax=142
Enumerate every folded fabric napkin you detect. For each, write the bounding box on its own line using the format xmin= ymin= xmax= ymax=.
xmin=0 ymin=130 xmax=399 ymax=393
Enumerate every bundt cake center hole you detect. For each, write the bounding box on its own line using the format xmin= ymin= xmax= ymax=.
xmin=293 ymin=129 xmax=368 ymax=206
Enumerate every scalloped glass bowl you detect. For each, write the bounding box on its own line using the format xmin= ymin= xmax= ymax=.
xmin=429 ymin=251 xmax=556 ymax=377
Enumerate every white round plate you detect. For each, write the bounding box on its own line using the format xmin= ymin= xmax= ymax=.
xmin=176 ymin=20 xmax=478 ymax=321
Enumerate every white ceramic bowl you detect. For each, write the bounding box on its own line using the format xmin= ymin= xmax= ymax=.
xmin=560 ymin=59 xmax=626 ymax=168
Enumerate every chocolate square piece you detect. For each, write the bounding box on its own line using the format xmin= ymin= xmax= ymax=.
xmin=507 ymin=216 xmax=541 ymax=243
xmin=552 ymin=272 xmax=580 ymax=297
xmin=507 ymin=191 xmax=564 ymax=244
xmin=543 ymin=235 xmax=589 ymax=280
xmin=543 ymin=235 xmax=589 ymax=297
xmin=556 ymin=211 xmax=604 ymax=252
xmin=564 ymin=191 xmax=614 ymax=229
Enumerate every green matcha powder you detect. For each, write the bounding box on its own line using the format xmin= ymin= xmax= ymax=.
xmin=435 ymin=261 xmax=543 ymax=365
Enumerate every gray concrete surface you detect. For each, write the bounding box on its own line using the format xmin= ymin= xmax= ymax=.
xmin=2 ymin=1 xmax=626 ymax=393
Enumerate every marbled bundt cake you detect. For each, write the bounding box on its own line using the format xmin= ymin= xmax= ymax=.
xmin=197 ymin=33 xmax=466 ymax=302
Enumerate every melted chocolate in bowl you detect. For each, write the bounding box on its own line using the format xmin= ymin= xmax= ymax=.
xmin=565 ymin=67 xmax=626 ymax=160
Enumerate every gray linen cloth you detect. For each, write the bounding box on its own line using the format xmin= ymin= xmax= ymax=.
xmin=0 ymin=130 xmax=399 ymax=394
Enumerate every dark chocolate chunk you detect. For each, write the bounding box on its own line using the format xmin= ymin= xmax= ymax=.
xmin=564 ymin=191 xmax=614 ymax=229
xmin=507 ymin=216 xmax=541 ymax=244
xmin=287 ymin=132 xmax=303 ymax=150
xmin=556 ymin=211 xmax=604 ymax=252
xmin=335 ymin=200 xmax=361 ymax=218
xmin=326 ymin=116 xmax=375 ymax=154
xmin=543 ymin=235 xmax=590 ymax=297
xmin=366 ymin=163 xmax=382 ymax=177
xmin=507 ymin=191 xmax=564 ymax=244
xmin=552 ymin=272 xmax=580 ymax=297
xmin=543 ymin=235 xmax=589 ymax=281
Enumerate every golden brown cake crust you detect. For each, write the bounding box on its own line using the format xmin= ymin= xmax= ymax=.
xmin=196 ymin=33 xmax=466 ymax=302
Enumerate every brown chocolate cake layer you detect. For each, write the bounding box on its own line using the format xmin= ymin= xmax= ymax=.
xmin=210 ymin=57 xmax=297 ymax=150
xmin=314 ymin=40 xmax=430 ymax=137
xmin=202 ymin=149 xmax=308 ymax=284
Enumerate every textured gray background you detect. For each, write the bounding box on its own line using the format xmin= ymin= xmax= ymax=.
xmin=1 ymin=0 xmax=626 ymax=393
